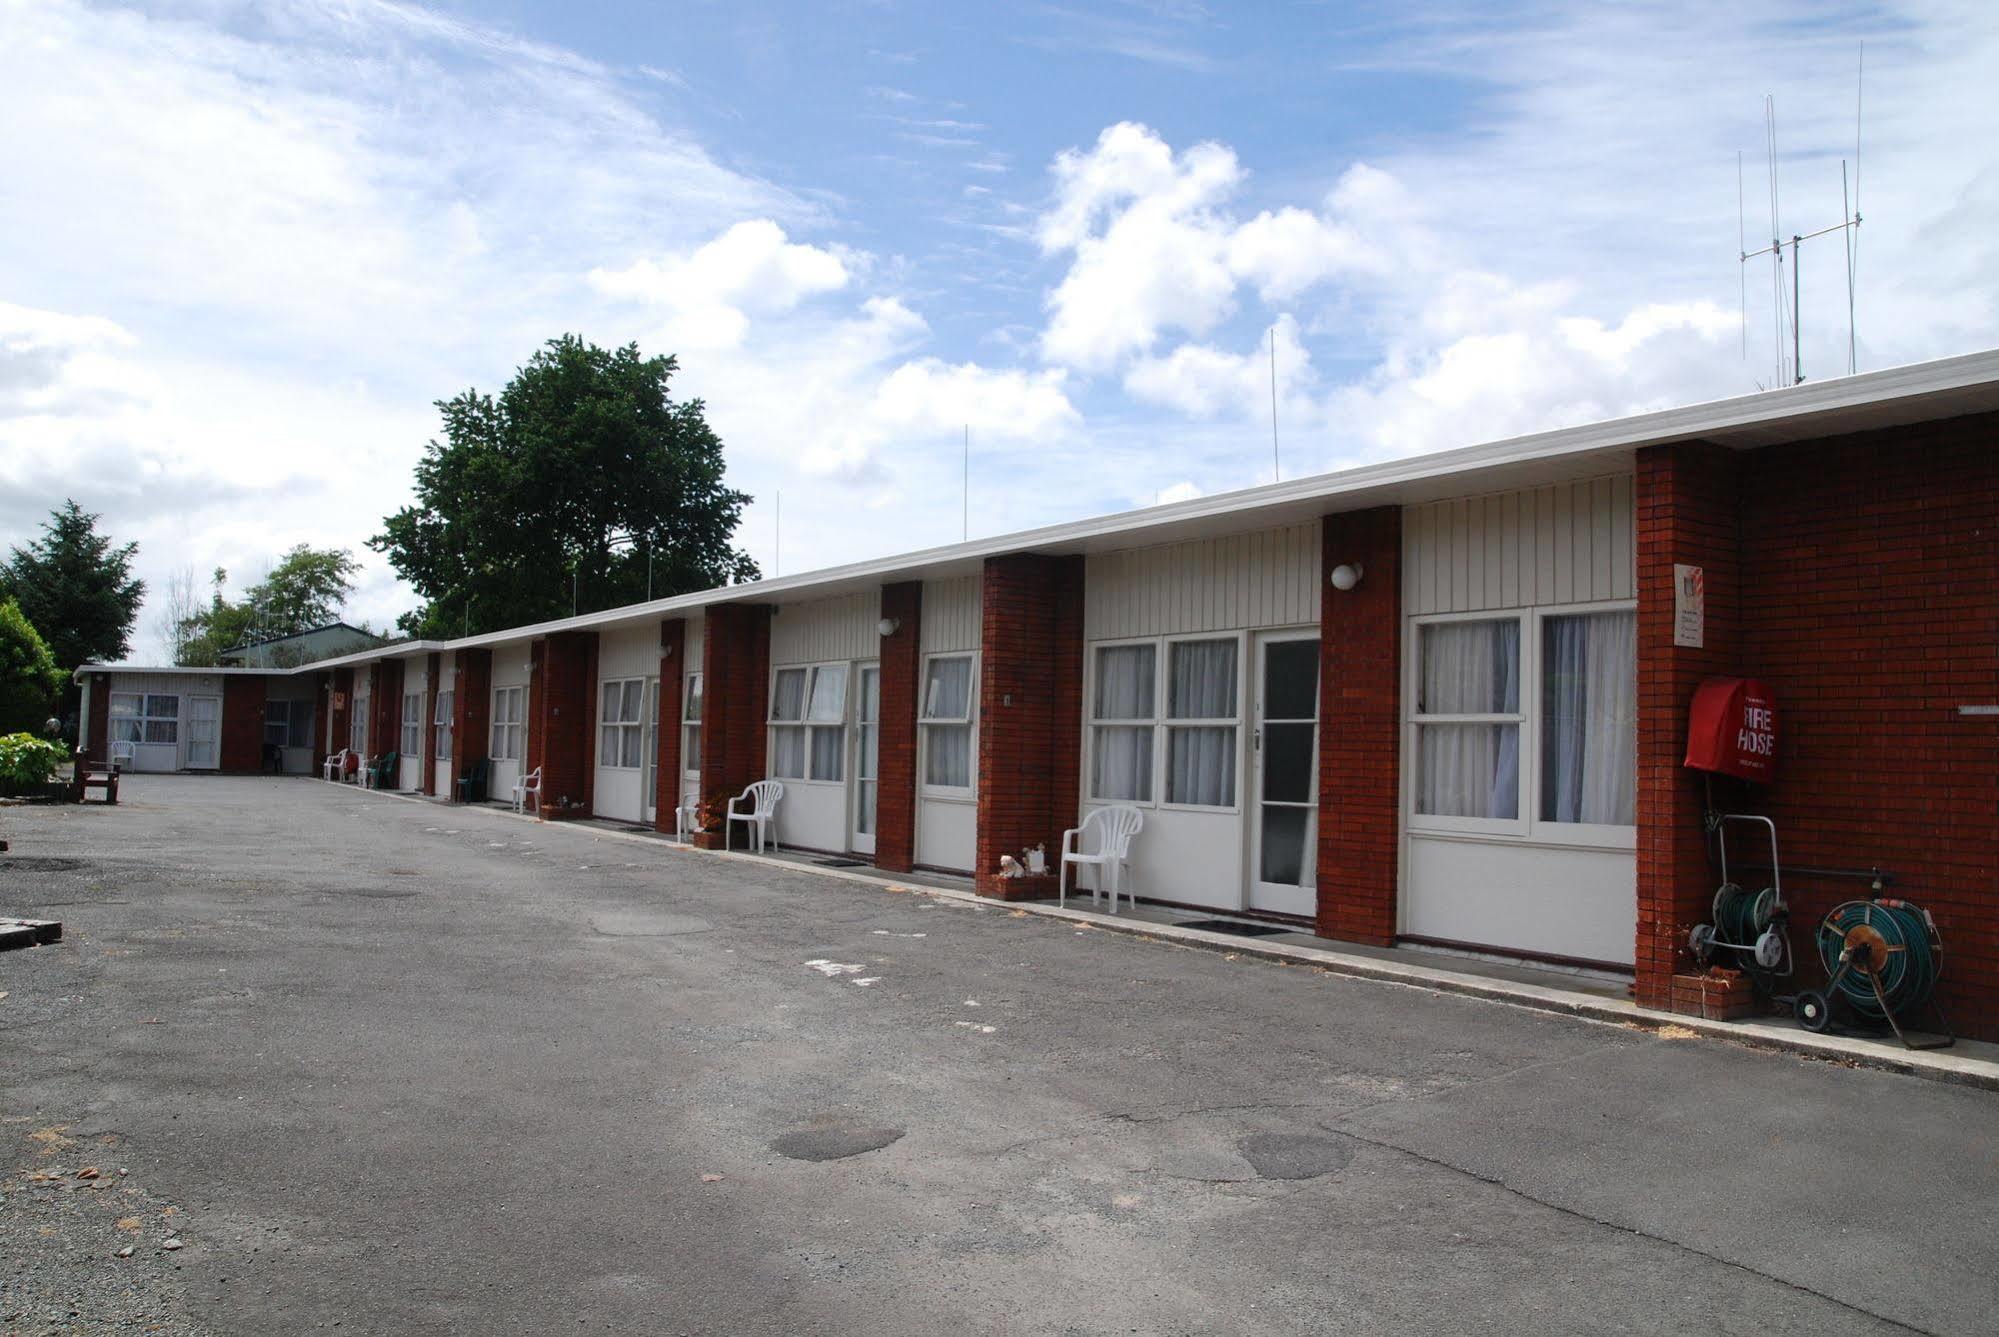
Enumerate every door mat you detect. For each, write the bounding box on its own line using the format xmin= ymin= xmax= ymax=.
xmin=1174 ymin=918 xmax=1296 ymax=938
xmin=816 ymin=858 xmax=870 ymax=868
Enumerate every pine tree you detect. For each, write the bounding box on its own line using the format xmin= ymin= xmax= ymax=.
xmin=4 ymin=500 xmax=145 ymax=670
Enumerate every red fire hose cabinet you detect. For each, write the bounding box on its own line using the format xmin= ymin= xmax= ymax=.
xmin=1684 ymin=677 xmax=1778 ymax=782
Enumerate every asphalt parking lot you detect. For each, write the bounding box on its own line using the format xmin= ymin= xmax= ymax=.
xmin=3 ymin=776 xmax=1996 ymax=1336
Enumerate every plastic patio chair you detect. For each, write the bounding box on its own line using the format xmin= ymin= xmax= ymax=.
xmin=726 ymin=781 xmax=784 ymax=853
xmin=455 ymin=756 xmax=490 ymax=803
xmin=512 ymin=766 xmax=543 ymax=816
xmin=321 ymin=748 xmax=351 ymax=782
xmin=1059 ymin=805 xmax=1145 ymax=913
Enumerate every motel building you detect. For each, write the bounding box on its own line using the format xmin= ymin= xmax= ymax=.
xmin=76 ymin=352 xmax=1999 ymax=1041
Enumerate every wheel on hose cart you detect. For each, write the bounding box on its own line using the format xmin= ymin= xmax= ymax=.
xmin=1688 ymin=923 xmax=1715 ymax=963
xmin=1795 ymin=990 xmax=1833 ymax=1033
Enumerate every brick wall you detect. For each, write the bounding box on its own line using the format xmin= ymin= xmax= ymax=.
xmin=653 ymin=618 xmax=685 ymax=834
xmin=531 ymin=631 xmax=598 ymax=818
xmin=974 ymin=554 xmax=1084 ymax=899
xmin=368 ymin=661 xmax=404 ymax=760
xmin=1316 ymin=507 xmax=1402 ymax=945
xmin=421 ymin=652 xmax=440 ymax=794
xmin=1634 ymin=443 xmax=1744 ymax=1008
xmin=875 ymin=582 xmax=923 ymax=872
xmin=1737 ymin=414 xmax=1998 ymax=1039
xmin=329 ymin=668 xmax=353 ymax=764
xmin=695 ymin=603 xmax=771 ymax=849
xmin=452 ymin=648 xmax=491 ymax=800
xmin=220 ymin=676 xmax=266 ymax=772
xmin=86 ymin=674 xmax=109 ymax=760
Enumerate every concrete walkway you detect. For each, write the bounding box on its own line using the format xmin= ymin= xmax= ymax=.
xmin=4 ymin=775 xmax=1997 ymax=1335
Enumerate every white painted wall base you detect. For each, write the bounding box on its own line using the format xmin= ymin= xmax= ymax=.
xmin=1403 ymin=836 xmax=1635 ymax=965
xmin=915 ymin=796 xmax=975 ymax=872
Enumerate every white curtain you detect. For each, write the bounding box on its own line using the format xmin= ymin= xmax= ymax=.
xmin=771 ymin=727 xmax=806 ymax=778
xmin=807 ymin=665 xmax=847 ymax=722
xmin=1166 ymin=640 xmax=1236 ymax=805
xmin=1168 ymin=640 xmax=1235 ymax=719
xmin=925 ymin=723 xmax=971 ymax=787
xmin=1168 ymin=727 xmax=1235 ymax=806
xmin=810 ymin=725 xmax=845 ymax=780
xmin=1542 ymin=610 xmax=1636 ymax=825
xmin=771 ymin=669 xmax=806 ymax=721
xmin=924 ymin=658 xmax=972 ymax=718
xmin=1093 ymin=644 xmax=1155 ymax=801
xmin=1415 ymin=620 xmax=1520 ymax=819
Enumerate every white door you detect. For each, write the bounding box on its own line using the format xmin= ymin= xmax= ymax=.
xmin=184 ymin=695 xmax=221 ymax=771
xmin=851 ymin=663 xmax=879 ymax=855
xmin=1248 ymin=635 xmax=1319 ymax=917
xmin=642 ymin=677 xmax=660 ymax=824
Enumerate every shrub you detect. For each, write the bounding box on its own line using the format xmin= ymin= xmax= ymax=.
xmin=0 ymin=598 xmax=65 ymax=734
xmin=0 ymin=731 xmax=67 ymax=795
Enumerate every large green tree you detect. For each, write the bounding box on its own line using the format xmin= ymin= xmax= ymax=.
xmin=372 ymin=336 xmax=760 ymax=637
xmin=171 ymin=547 xmax=364 ymax=666
xmin=3 ymin=500 xmax=144 ymax=669
xmin=0 ymin=598 xmax=65 ymax=734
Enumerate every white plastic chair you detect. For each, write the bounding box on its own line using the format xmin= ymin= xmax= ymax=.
xmin=672 ymin=784 xmax=702 ymax=845
xmin=512 ymin=766 xmax=544 ymax=816
xmin=726 ymin=780 xmax=784 ymax=853
xmin=321 ymin=748 xmax=351 ymax=782
xmin=110 ymin=739 xmax=135 ymax=772
xmin=1059 ymin=805 xmax=1145 ymax=913
xmin=358 ymin=754 xmax=379 ymax=789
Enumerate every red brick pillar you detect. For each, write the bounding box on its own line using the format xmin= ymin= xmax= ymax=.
xmin=875 ymin=581 xmax=923 ymax=872
xmin=368 ymin=661 xmax=404 ymax=759
xmin=307 ymin=672 xmax=327 ymax=769
xmin=329 ymin=668 xmax=353 ymax=760
xmin=1316 ymin=507 xmax=1403 ymax=945
xmin=530 ymin=631 xmax=598 ymax=819
xmin=452 ymin=648 xmax=491 ymax=799
xmin=421 ymin=652 xmax=440 ymax=794
xmin=974 ymin=554 xmax=1084 ymax=899
xmin=694 ymin=603 xmax=771 ymax=849
xmin=653 ymin=618 xmax=686 ymax=834
xmin=220 ymin=676 xmax=265 ymax=772
xmin=86 ymin=673 xmax=110 ymax=760
xmin=1634 ymin=442 xmax=1742 ymax=1007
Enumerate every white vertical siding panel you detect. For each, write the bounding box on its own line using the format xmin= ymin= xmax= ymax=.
xmin=1402 ymin=475 xmax=1635 ymax=613
xmin=771 ymin=592 xmax=877 ymax=666
xmin=920 ymin=576 xmax=981 ymax=653
xmin=1083 ymin=522 xmax=1317 ymax=639
xmin=683 ymin=614 xmax=704 ymax=668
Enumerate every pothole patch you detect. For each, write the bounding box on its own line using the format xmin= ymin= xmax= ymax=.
xmin=770 ymin=1123 xmax=905 ymax=1163
xmin=1236 ymin=1133 xmax=1354 ymax=1181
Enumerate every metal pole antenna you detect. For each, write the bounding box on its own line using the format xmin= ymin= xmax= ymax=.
xmin=1269 ymin=328 xmax=1279 ymax=482
xmin=1792 ymin=234 xmax=1802 ymax=385
xmin=962 ymin=424 xmax=969 ymax=542
xmin=774 ymin=492 xmax=781 ymax=578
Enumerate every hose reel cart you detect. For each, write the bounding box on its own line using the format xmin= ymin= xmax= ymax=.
xmin=1688 ymin=812 xmax=1793 ymax=988
xmin=1794 ymin=898 xmax=1953 ymax=1049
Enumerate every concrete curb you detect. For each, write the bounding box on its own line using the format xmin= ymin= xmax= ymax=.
xmin=342 ymin=781 xmax=1999 ymax=1094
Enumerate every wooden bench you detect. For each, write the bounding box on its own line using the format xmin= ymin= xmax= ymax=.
xmin=74 ymin=759 xmax=119 ymax=805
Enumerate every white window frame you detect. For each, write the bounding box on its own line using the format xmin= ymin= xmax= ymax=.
xmin=1083 ymin=632 xmax=1245 ymax=813
xmin=350 ymin=693 xmax=369 ymax=755
xmin=768 ymin=661 xmax=848 ymax=785
xmin=599 ymin=676 xmax=646 ymax=770
xmin=918 ymin=652 xmax=977 ymax=799
xmin=1403 ymin=601 xmax=1636 ymax=851
xmin=400 ymin=691 xmax=423 ymax=757
xmin=681 ymin=672 xmax=703 ymax=778
xmin=490 ymin=685 xmax=525 ymax=762
xmin=434 ymin=688 xmax=454 ymax=761
xmin=111 ymin=692 xmax=179 ymax=746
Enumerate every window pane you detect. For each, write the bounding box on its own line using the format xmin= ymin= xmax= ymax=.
xmin=1091 ymin=724 xmax=1152 ymax=801
xmin=807 ymin=665 xmax=847 ymax=722
xmin=1168 ymin=640 xmax=1236 ymax=720
xmin=1094 ymin=644 xmax=1155 ymax=720
xmin=1260 ymin=807 xmax=1311 ymax=885
xmin=114 ymin=720 xmax=143 ymax=743
xmin=1262 ymin=721 xmax=1315 ymax=804
xmin=1264 ymin=640 xmax=1320 ymax=719
xmin=810 ymin=725 xmax=845 ymax=780
xmin=1167 ymin=725 xmax=1235 ymax=806
xmin=622 ymin=727 xmax=643 ymax=769
xmin=685 ymin=675 xmax=703 ymax=722
xmin=145 ymin=720 xmax=177 ymax=744
xmin=922 ymin=657 xmax=972 ymax=720
xmin=291 ymin=699 xmax=314 ymax=739
xmin=1418 ymin=620 xmax=1520 ymax=714
xmin=859 ymin=721 xmax=879 ymax=777
xmin=265 ymin=722 xmax=289 ymax=747
xmin=146 ymin=695 xmax=178 ymax=719
xmin=771 ymin=726 xmax=806 ymax=778
xmin=111 ymin=694 xmax=140 ymax=718
xmin=684 ymin=724 xmax=702 ymax=773
xmin=924 ymin=723 xmax=971 ymax=788
xmin=1415 ymin=722 xmax=1520 ymax=819
xmin=1541 ymin=610 xmax=1637 ymax=825
xmin=601 ymin=725 xmax=620 ymax=763
xmin=621 ymin=680 xmax=642 ymax=722
xmin=772 ymin=669 xmax=807 ymax=721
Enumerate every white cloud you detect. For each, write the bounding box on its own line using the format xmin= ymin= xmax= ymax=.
xmin=589 ymin=220 xmax=852 ymax=349
xmin=1124 ymin=315 xmax=1313 ymax=420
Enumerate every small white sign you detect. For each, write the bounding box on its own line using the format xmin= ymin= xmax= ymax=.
xmin=1674 ymin=564 xmax=1705 ymax=649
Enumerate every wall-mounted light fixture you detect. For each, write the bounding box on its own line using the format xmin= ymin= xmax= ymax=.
xmin=1329 ymin=563 xmax=1365 ymax=592
xmin=659 ymin=642 xmax=675 ymax=657
xmin=878 ymin=617 xmax=901 ymax=637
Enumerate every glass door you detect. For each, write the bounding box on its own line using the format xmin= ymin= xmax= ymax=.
xmin=851 ymin=663 xmax=879 ymax=855
xmin=642 ymin=677 xmax=660 ymax=823
xmin=1248 ymin=634 xmax=1319 ymax=917
xmin=184 ymin=695 xmax=221 ymax=770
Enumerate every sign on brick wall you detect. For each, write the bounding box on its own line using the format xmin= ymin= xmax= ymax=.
xmin=1673 ymin=563 xmax=1705 ymax=648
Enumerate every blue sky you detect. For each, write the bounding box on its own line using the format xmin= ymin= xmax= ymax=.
xmin=4 ymin=1 xmax=1996 ymax=650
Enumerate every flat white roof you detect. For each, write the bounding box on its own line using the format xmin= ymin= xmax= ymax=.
xmin=79 ymin=345 xmax=1999 ymax=682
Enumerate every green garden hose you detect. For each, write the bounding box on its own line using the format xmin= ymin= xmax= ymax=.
xmin=1815 ymin=899 xmax=1942 ymax=1018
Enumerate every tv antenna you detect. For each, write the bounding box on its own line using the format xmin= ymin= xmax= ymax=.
xmin=1739 ymin=45 xmax=1864 ymax=388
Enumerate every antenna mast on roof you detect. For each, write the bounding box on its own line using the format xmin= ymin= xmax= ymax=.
xmin=1269 ymin=328 xmax=1280 ymax=483
xmin=1738 ymin=48 xmax=1864 ymax=388
xmin=963 ymin=424 xmax=970 ymax=543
